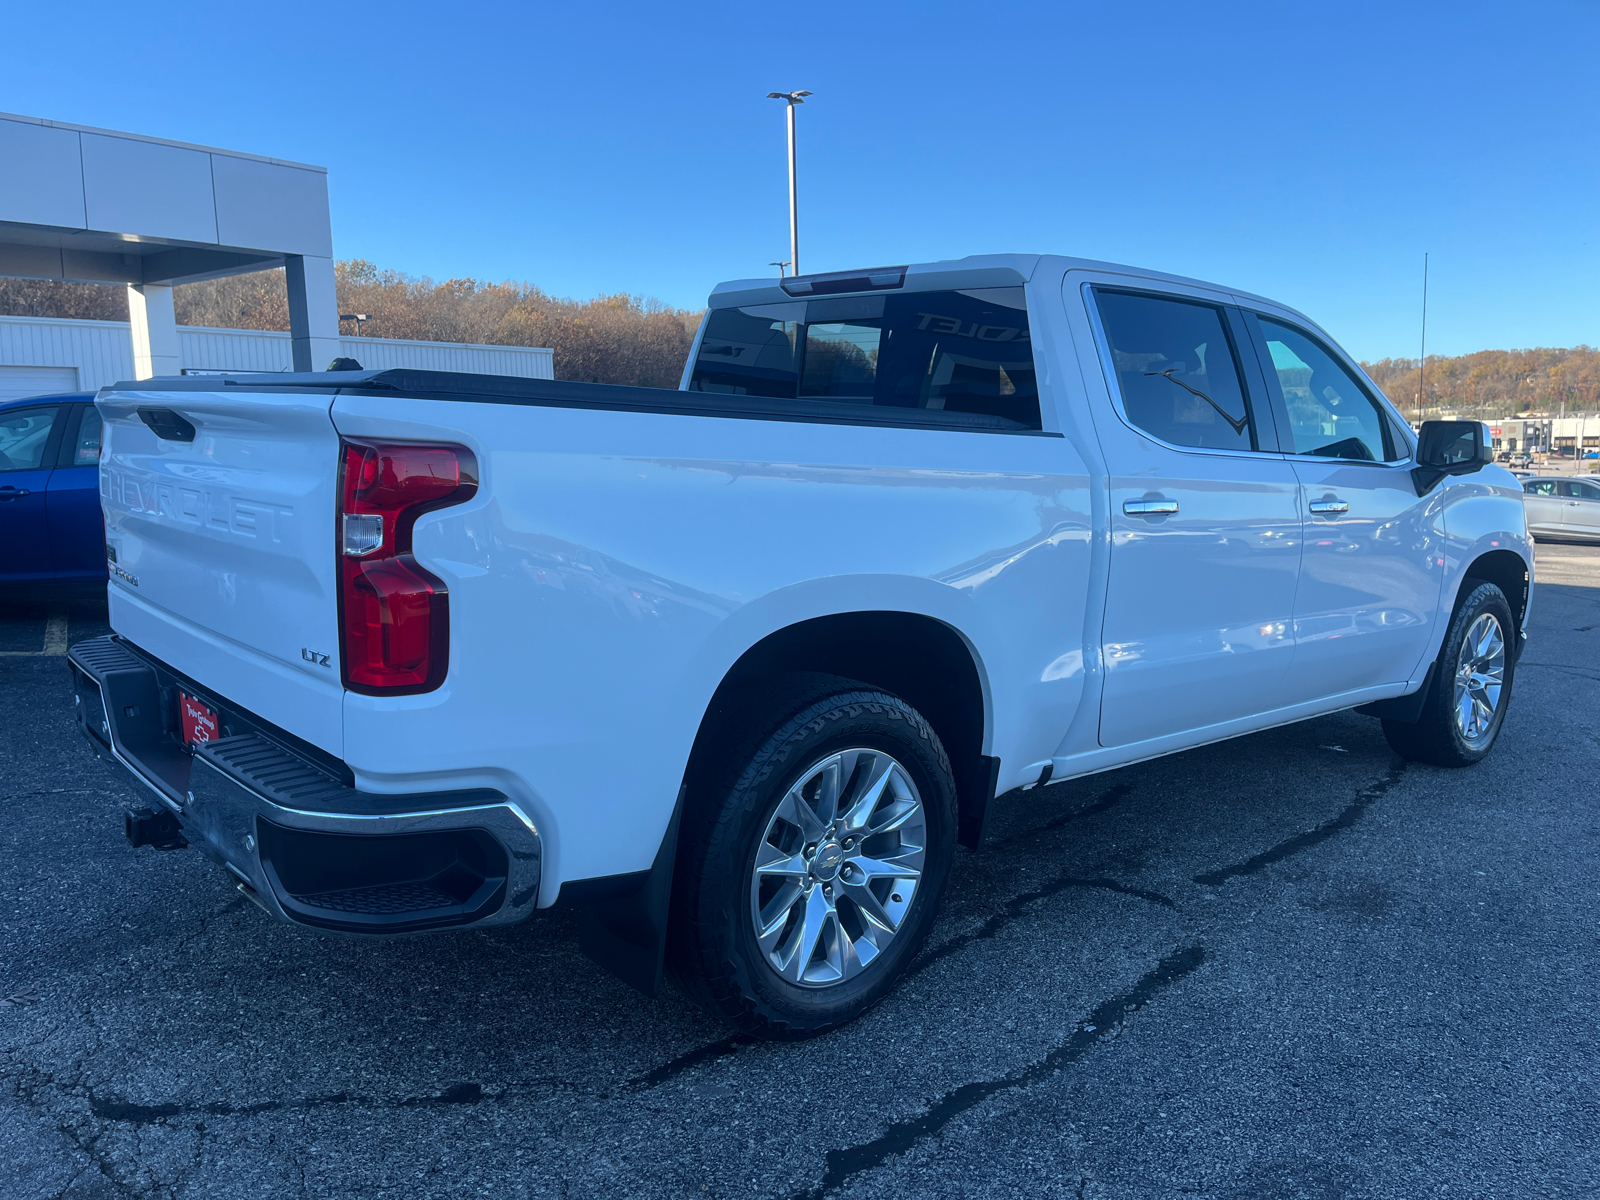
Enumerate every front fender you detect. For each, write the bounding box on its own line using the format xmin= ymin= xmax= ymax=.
xmin=1433 ymin=476 xmax=1534 ymax=660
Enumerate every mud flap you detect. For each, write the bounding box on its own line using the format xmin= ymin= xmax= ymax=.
xmin=957 ymin=754 xmax=1002 ymax=850
xmin=569 ymin=788 xmax=683 ymax=996
xmin=1355 ymin=662 xmax=1436 ymax=725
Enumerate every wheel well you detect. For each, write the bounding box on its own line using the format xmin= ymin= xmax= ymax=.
xmin=1461 ymin=549 xmax=1530 ymax=632
xmin=685 ymin=612 xmax=993 ymax=847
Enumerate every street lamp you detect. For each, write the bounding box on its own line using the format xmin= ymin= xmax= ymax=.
xmin=765 ymin=90 xmax=811 ymax=277
xmin=339 ymin=313 xmax=370 ymax=335
xmin=769 ymin=261 xmax=791 ymax=278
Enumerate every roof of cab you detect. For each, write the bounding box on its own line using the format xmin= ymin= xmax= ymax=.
xmin=707 ymin=252 xmax=1313 ymax=331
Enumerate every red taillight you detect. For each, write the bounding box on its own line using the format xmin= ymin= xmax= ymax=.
xmin=337 ymin=440 xmax=477 ymax=694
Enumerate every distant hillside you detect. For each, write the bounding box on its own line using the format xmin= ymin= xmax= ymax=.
xmin=1 ymin=267 xmax=1593 ymax=409
xmin=1363 ymin=346 xmax=1600 ymax=418
xmin=0 ymin=262 xmax=701 ymax=390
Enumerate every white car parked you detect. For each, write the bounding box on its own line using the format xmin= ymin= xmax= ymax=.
xmin=70 ymin=255 xmax=1531 ymax=1036
xmin=1523 ymin=475 xmax=1600 ymax=541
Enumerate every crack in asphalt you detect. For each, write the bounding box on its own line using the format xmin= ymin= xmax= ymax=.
xmin=624 ymin=790 xmax=1163 ymax=1095
xmin=9 ymin=1057 xmax=135 ymax=1199
xmin=623 ymin=873 xmax=1169 ymax=1095
xmin=791 ymin=944 xmax=1206 ymax=1200
xmin=623 ymin=1034 xmax=759 ymax=1091
xmin=171 ymin=894 xmax=249 ymax=958
xmin=88 ymin=1081 xmax=490 ymax=1125
xmin=1193 ymin=763 xmax=1406 ymax=886
xmin=907 ymin=872 xmax=1175 ymax=983
xmin=989 ymin=782 xmax=1136 ymax=849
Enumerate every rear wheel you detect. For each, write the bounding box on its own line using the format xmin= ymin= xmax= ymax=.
xmin=1382 ymin=581 xmax=1516 ymax=766
xmin=669 ymin=674 xmax=957 ymax=1037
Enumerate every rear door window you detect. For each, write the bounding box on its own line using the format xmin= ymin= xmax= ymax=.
xmin=1091 ymin=290 xmax=1262 ymax=452
xmin=688 ymin=288 xmax=1040 ymax=429
xmin=1570 ymin=479 xmax=1600 ymax=501
xmin=61 ymin=406 xmax=103 ymax=467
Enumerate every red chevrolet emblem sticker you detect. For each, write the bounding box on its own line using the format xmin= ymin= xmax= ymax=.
xmin=179 ymin=691 xmax=219 ymax=748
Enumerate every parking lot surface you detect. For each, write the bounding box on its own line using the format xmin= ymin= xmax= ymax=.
xmin=3 ymin=546 xmax=1597 ymax=1199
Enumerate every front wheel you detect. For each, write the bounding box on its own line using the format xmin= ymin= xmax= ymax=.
xmin=669 ymin=674 xmax=957 ymax=1037
xmin=1382 ymin=581 xmax=1516 ymax=766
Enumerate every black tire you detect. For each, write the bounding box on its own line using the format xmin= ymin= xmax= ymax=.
xmin=668 ymin=672 xmax=957 ymax=1038
xmin=1382 ymin=581 xmax=1517 ymax=766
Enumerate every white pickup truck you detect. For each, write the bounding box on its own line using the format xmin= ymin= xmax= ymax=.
xmin=71 ymin=255 xmax=1530 ymax=1037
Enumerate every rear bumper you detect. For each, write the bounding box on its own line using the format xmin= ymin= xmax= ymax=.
xmin=68 ymin=635 xmax=542 ymax=934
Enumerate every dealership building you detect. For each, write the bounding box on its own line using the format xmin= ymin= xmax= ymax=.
xmin=1488 ymin=417 xmax=1600 ymax=458
xmin=0 ymin=111 xmax=550 ymax=400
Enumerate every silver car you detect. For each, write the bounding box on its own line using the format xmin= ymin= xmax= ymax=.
xmin=1523 ymin=475 xmax=1600 ymax=541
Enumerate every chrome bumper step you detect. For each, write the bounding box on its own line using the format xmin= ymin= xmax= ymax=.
xmin=68 ymin=635 xmax=541 ymax=934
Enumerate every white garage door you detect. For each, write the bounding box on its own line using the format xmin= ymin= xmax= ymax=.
xmin=0 ymin=365 xmax=80 ymax=402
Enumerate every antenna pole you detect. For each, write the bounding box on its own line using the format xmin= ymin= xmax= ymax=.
xmin=1419 ymin=252 xmax=1429 ymax=420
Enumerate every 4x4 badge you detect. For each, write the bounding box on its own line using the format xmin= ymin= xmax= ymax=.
xmin=301 ymin=648 xmax=332 ymax=668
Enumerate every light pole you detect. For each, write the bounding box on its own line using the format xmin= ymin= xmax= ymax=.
xmin=766 ymin=90 xmax=811 ymax=277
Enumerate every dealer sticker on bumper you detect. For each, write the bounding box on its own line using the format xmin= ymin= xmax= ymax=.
xmin=179 ymin=691 xmax=219 ymax=748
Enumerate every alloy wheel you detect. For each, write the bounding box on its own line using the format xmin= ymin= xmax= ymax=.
xmin=747 ymin=748 xmax=926 ymax=988
xmin=1453 ymin=612 xmax=1506 ymax=747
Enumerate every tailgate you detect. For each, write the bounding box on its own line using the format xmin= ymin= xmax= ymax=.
xmin=98 ymin=384 xmax=345 ymax=756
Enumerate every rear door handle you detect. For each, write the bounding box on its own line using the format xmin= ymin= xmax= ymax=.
xmin=0 ymin=486 xmax=31 ymax=500
xmin=1309 ymin=500 xmax=1350 ymax=515
xmin=1124 ymin=499 xmax=1179 ymax=516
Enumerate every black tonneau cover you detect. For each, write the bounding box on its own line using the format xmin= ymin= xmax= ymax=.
xmin=100 ymin=368 xmax=1048 ymax=436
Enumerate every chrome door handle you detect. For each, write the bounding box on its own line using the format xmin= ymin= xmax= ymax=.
xmin=1309 ymin=500 xmax=1350 ymax=515
xmin=1124 ymin=499 xmax=1179 ymax=516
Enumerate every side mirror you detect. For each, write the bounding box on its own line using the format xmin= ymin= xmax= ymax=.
xmin=1413 ymin=420 xmax=1492 ymax=494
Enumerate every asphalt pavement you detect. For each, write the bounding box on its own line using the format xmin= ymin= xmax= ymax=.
xmin=2 ymin=546 xmax=1597 ymax=1199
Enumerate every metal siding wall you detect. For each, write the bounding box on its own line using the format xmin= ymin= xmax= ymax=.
xmin=0 ymin=315 xmax=134 ymax=390
xmin=176 ymin=326 xmax=293 ymax=373
xmin=0 ymin=317 xmax=555 ymax=385
xmin=339 ymin=335 xmax=553 ymax=379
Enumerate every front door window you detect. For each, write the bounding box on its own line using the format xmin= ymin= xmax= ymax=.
xmin=1257 ymin=319 xmax=1395 ymax=462
xmin=0 ymin=406 xmax=58 ymax=472
xmin=0 ymin=406 xmax=61 ymax=582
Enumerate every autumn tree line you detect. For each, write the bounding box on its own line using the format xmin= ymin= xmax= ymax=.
xmin=1364 ymin=346 xmax=1600 ymax=419
xmin=0 ymin=262 xmax=701 ymax=390
xmin=1 ymin=264 xmax=1596 ymax=410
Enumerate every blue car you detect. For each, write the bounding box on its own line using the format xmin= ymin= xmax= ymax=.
xmin=0 ymin=393 xmax=107 ymax=590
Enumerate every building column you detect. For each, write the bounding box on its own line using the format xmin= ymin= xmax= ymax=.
xmin=126 ymin=284 xmax=180 ymax=379
xmin=285 ymin=255 xmax=341 ymax=372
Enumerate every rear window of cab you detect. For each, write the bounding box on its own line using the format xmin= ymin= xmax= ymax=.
xmin=688 ymin=287 xmax=1041 ymax=430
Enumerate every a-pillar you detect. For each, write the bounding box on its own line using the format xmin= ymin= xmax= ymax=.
xmin=285 ymin=255 xmax=341 ymax=372
xmin=126 ymin=284 xmax=180 ymax=379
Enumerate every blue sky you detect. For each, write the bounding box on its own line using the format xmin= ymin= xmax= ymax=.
xmin=4 ymin=0 xmax=1596 ymax=360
